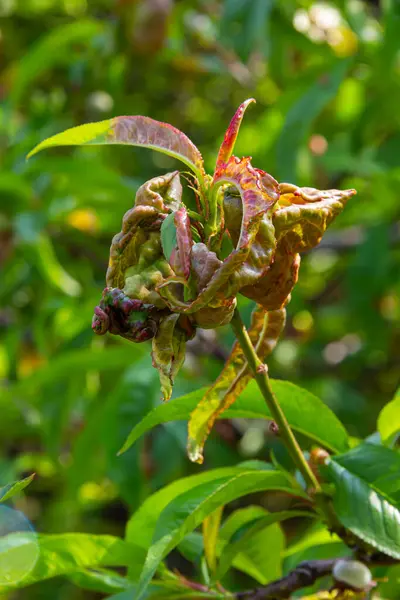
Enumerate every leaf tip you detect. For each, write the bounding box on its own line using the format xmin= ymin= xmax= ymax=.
xmin=187 ymin=437 xmax=204 ymax=464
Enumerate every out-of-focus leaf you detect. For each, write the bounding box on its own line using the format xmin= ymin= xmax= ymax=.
xmin=34 ymin=233 xmax=81 ymax=297
xmin=322 ymin=446 xmax=400 ymax=558
xmin=28 ymin=116 xmax=205 ymax=178
xmin=276 ymin=61 xmax=349 ymax=181
xmin=0 ymin=534 xmax=141 ymax=592
xmin=215 ymin=98 xmax=255 ymax=168
xmin=8 ymin=20 xmax=104 ymax=105
xmin=135 ymin=467 xmax=305 ymax=600
xmin=120 ymin=379 xmax=349 ymax=456
xmin=0 ymin=474 xmax=35 ymax=503
xmin=378 ymin=388 xmax=400 ymax=446
xmin=187 ymin=307 xmax=285 ymax=463
xmin=8 ymin=345 xmax=147 ymax=404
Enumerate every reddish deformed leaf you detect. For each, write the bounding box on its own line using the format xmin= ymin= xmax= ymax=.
xmin=151 ymin=314 xmax=187 ymax=401
xmin=187 ymin=306 xmax=286 ymax=463
xmin=158 ymin=158 xmax=279 ymax=315
xmin=214 ymin=157 xmax=279 ymax=252
xmin=240 ymin=183 xmax=356 ymax=310
xmin=27 ymin=116 xmax=205 ymax=179
xmin=215 ymin=99 xmax=255 ymax=169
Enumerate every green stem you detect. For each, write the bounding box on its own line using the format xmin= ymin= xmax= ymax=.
xmin=230 ymin=308 xmax=320 ymax=491
xmin=230 ymin=308 xmax=342 ymax=530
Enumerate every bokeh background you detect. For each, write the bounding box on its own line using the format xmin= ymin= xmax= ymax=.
xmin=1 ymin=0 xmax=399 ymax=597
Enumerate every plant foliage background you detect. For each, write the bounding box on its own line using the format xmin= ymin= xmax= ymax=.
xmin=1 ymin=0 xmax=399 ymax=598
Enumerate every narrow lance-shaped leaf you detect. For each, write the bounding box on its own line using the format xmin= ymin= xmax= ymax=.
xmin=216 ymin=510 xmax=315 ymax=583
xmin=0 ymin=474 xmax=35 ymax=503
xmin=187 ymin=307 xmax=285 ymax=464
xmin=27 ymin=116 xmax=205 ymax=180
xmin=0 ymin=533 xmax=141 ymax=592
xmin=135 ymin=468 xmax=306 ymax=600
xmin=215 ymin=98 xmax=255 ymax=168
xmin=119 ymin=379 xmax=349 ymax=456
xmin=202 ymin=507 xmax=223 ymax=574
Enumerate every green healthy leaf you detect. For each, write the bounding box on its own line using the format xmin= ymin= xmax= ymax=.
xmin=378 ymin=388 xmax=400 ymax=445
xmin=135 ymin=467 xmax=305 ymax=600
xmin=27 ymin=116 xmax=204 ymax=179
xmin=120 ymin=379 xmax=349 ymax=456
xmin=276 ymin=61 xmax=349 ymax=181
xmin=323 ymin=446 xmax=400 ymax=559
xmin=125 ymin=462 xmax=274 ymax=579
xmin=160 ymin=212 xmax=177 ymax=262
xmin=334 ymin=443 xmax=400 ymax=505
xmin=0 ymin=533 xmax=141 ymax=592
xmin=0 ymin=474 xmax=35 ymax=503
xmin=216 ymin=508 xmax=314 ymax=583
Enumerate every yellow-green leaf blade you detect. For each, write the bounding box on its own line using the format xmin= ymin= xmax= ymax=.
xmin=27 ymin=117 xmax=204 ymax=178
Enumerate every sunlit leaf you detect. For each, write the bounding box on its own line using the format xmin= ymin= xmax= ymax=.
xmin=215 ymin=98 xmax=255 ymax=168
xmin=28 ymin=117 xmax=205 ymax=179
xmin=120 ymin=379 xmax=349 ymax=456
xmin=0 ymin=534 xmax=141 ymax=592
xmin=135 ymin=467 xmax=305 ymax=600
xmin=322 ymin=445 xmax=400 ymax=558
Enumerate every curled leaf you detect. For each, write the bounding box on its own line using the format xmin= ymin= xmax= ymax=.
xmin=159 ymin=158 xmax=279 ymax=316
xmin=151 ymin=314 xmax=188 ymax=401
xmin=240 ymin=184 xmax=356 ymax=310
xmin=28 ymin=116 xmax=205 ymax=179
xmin=106 ymin=172 xmax=182 ymax=307
xmin=215 ymin=98 xmax=255 ymax=168
xmin=187 ymin=306 xmax=286 ymax=463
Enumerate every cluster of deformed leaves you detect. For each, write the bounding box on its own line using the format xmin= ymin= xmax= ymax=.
xmin=28 ymin=99 xmax=355 ymax=459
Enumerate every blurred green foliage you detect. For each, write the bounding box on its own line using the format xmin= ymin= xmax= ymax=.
xmin=0 ymin=0 xmax=399 ymax=598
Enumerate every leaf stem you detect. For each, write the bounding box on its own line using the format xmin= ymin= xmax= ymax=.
xmin=230 ymin=308 xmax=320 ymax=491
xmin=230 ymin=308 xmax=342 ymax=530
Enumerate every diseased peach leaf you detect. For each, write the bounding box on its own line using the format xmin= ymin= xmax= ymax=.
xmin=187 ymin=306 xmax=286 ymax=464
xmin=27 ymin=116 xmax=205 ymax=179
xmin=215 ymin=98 xmax=255 ymax=168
